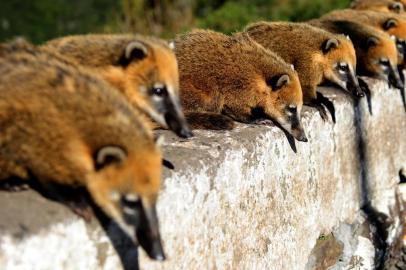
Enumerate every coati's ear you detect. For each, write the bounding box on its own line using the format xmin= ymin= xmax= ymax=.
xmin=120 ymin=41 xmax=148 ymax=66
xmin=383 ymin=19 xmax=398 ymax=30
xmin=95 ymin=146 xmax=127 ymax=170
xmin=389 ymin=2 xmax=404 ymax=13
xmin=366 ymin=36 xmax=379 ymax=48
xmin=267 ymin=74 xmax=290 ymax=91
xmin=322 ymin=38 xmax=339 ymax=54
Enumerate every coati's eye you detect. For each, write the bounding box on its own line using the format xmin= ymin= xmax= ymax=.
xmin=121 ymin=194 xmax=142 ymax=220
xmin=337 ymin=62 xmax=349 ymax=74
xmin=286 ymin=105 xmax=297 ymax=115
xmin=150 ymin=84 xmax=168 ymax=97
xmin=267 ymin=74 xmax=290 ymax=91
xmin=121 ymin=194 xmax=141 ymax=209
xmin=379 ymin=58 xmax=390 ymax=67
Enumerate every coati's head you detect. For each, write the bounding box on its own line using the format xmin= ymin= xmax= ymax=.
xmin=117 ymin=38 xmax=192 ymax=138
xmin=351 ymin=0 xmax=404 ymax=13
xmin=226 ymin=34 xmax=307 ymax=141
xmin=86 ymin=143 xmax=165 ymax=260
xmin=379 ymin=16 xmax=406 ymax=62
xmin=258 ymin=71 xmax=307 ymax=142
xmin=44 ymin=35 xmax=192 ymax=138
xmin=359 ymin=33 xmax=403 ymax=88
xmin=319 ymin=35 xmax=364 ymax=98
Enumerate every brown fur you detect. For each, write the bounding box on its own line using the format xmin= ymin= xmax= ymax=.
xmin=245 ymin=22 xmax=358 ymax=104
xmin=0 ymin=41 xmax=164 ymax=253
xmin=309 ymin=18 xmax=399 ymax=80
xmin=322 ymin=9 xmax=406 ymax=38
xmin=351 ymin=0 xmax=404 ymax=13
xmin=174 ymin=29 xmax=306 ymax=140
xmin=43 ymin=34 xmax=191 ymax=137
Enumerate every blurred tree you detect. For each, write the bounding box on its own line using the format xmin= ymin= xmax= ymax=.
xmin=112 ymin=0 xmax=194 ymax=37
xmin=197 ymin=0 xmax=351 ymax=34
xmin=0 ymin=0 xmax=352 ymax=43
xmin=0 ymin=0 xmax=119 ymax=43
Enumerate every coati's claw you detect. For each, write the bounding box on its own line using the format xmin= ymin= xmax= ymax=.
xmin=253 ymin=119 xmax=276 ymax=126
xmin=0 ymin=182 xmax=30 ymax=192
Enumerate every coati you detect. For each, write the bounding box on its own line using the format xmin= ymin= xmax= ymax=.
xmin=0 ymin=41 xmax=165 ymax=261
xmin=174 ymin=29 xmax=307 ymax=142
xmin=245 ymin=21 xmax=364 ymax=122
xmin=350 ymin=0 xmax=404 ymax=13
xmin=43 ymin=34 xmax=192 ymax=138
xmin=309 ymin=18 xmax=403 ymax=90
xmin=319 ymin=9 xmax=406 ymax=63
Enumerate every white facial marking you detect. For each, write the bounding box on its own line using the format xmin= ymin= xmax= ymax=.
xmin=139 ymin=85 xmax=148 ymax=94
xmin=110 ymin=191 xmax=120 ymax=202
xmin=154 ymin=82 xmax=165 ymax=89
xmin=123 ymin=206 xmax=137 ymax=215
xmin=156 ymin=135 xmax=165 ymax=147
xmin=290 ymin=64 xmax=295 ymax=71
xmin=125 ymin=193 xmax=140 ymax=202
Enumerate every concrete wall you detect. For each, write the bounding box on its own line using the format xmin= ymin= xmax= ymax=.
xmin=0 ymin=79 xmax=405 ymax=270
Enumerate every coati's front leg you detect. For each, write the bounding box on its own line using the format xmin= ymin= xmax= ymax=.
xmin=314 ymin=92 xmax=336 ymax=123
xmin=307 ymin=92 xmax=335 ymax=123
xmin=30 ymin=180 xmax=94 ymax=222
xmin=185 ymin=112 xmax=235 ymax=130
xmin=397 ymin=66 xmax=406 ymax=112
xmin=309 ymin=99 xmax=329 ymax=121
xmin=358 ymin=77 xmax=373 ymax=115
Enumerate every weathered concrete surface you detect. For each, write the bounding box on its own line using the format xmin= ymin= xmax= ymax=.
xmin=0 ymin=79 xmax=405 ymax=270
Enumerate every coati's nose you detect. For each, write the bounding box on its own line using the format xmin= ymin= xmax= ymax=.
xmin=291 ymin=123 xmax=308 ymax=142
xmin=296 ymin=132 xmax=308 ymax=142
xmin=388 ymin=65 xmax=404 ymax=90
xmin=164 ymin=98 xmax=193 ymax=138
xmin=179 ymin=127 xmax=193 ymax=138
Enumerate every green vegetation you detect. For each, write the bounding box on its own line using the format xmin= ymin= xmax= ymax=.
xmin=0 ymin=0 xmax=351 ymax=43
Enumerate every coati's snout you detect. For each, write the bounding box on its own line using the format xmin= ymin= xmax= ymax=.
xmin=88 ymin=145 xmax=165 ymax=261
xmin=149 ymin=83 xmax=193 ymax=138
xmin=283 ymin=105 xmax=308 ymax=142
xmin=122 ymin=195 xmax=165 ymax=261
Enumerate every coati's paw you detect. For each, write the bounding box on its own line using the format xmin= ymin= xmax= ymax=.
xmin=253 ymin=119 xmax=275 ymax=126
xmin=67 ymin=200 xmax=94 ymax=222
xmin=0 ymin=180 xmax=30 ymax=192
